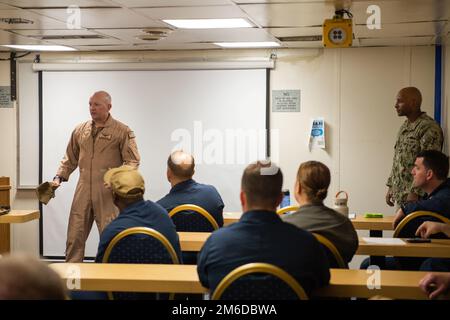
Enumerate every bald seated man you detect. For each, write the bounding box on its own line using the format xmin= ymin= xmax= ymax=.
xmin=52 ymin=90 xmax=141 ymax=262
xmin=0 ymin=254 xmax=67 ymax=300
xmin=386 ymin=87 xmax=443 ymax=208
xmin=157 ymin=150 xmax=224 ymax=229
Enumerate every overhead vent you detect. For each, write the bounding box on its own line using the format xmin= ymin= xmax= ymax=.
xmin=0 ymin=18 xmax=34 ymax=24
xmin=277 ymin=35 xmax=322 ymax=42
xmin=137 ymin=28 xmax=173 ymax=41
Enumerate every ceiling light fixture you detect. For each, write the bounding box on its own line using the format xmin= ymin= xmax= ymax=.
xmin=163 ymin=18 xmax=253 ymax=29
xmin=214 ymin=41 xmax=280 ymax=48
xmin=2 ymin=45 xmax=77 ymax=51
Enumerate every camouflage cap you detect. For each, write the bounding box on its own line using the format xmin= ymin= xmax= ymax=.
xmin=104 ymin=165 xmax=145 ymax=198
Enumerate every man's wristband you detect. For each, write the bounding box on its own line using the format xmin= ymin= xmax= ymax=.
xmin=53 ymin=175 xmax=64 ymax=182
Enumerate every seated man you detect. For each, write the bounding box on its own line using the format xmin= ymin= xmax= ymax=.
xmin=157 ymin=150 xmax=224 ymax=229
xmin=393 ymin=150 xmax=450 ymax=229
xmin=362 ymin=150 xmax=450 ymax=271
xmin=96 ymin=165 xmax=182 ymax=263
xmin=0 ymin=254 xmax=67 ymax=300
xmin=416 ymin=221 xmax=450 ymax=272
xmin=197 ymin=161 xmax=330 ymax=297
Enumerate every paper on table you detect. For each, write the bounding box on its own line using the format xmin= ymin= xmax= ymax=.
xmin=362 ymin=237 xmax=406 ymax=245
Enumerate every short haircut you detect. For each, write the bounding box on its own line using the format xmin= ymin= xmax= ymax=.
xmin=400 ymin=87 xmax=422 ymax=108
xmin=167 ymin=151 xmax=195 ymax=179
xmin=241 ymin=161 xmax=283 ymax=208
xmin=0 ymin=254 xmax=67 ymax=300
xmin=297 ymin=161 xmax=331 ymax=203
xmin=416 ymin=150 xmax=449 ymax=180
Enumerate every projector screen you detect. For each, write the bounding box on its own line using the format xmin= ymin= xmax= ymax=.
xmin=41 ymin=69 xmax=268 ymax=259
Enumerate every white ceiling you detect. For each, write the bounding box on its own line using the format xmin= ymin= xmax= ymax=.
xmin=0 ymin=0 xmax=448 ymax=51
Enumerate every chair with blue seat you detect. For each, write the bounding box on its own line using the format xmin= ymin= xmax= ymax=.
xmin=394 ymin=211 xmax=450 ymax=239
xmin=211 ymin=263 xmax=309 ymax=300
xmin=168 ymin=204 xmax=219 ymax=232
xmin=393 ymin=211 xmax=450 ymax=270
xmin=312 ymin=233 xmax=347 ymax=269
xmin=102 ymin=226 xmax=180 ymax=300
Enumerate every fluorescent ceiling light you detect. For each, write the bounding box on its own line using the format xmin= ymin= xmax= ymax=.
xmin=214 ymin=41 xmax=281 ymax=48
xmin=163 ymin=18 xmax=253 ymax=29
xmin=2 ymin=45 xmax=77 ymax=51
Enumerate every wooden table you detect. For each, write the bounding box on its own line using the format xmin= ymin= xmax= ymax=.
xmin=0 ymin=210 xmax=41 ymax=253
xmin=178 ymin=232 xmax=450 ymax=258
xmin=50 ymin=263 xmax=443 ymax=299
xmin=224 ymin=212 xmax=395 ymax=232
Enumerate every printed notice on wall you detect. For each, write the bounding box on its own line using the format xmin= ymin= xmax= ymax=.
xmin=272 ymin=90 xmax=300 ymax=112
xmin=309 ymin=117 xmax=325 ymax=150
xmin=0 ymin=86 xmax=12 ymax=108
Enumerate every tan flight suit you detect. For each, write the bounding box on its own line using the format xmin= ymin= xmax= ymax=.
xmin=56 ymin=115 xmax=140 ymax=262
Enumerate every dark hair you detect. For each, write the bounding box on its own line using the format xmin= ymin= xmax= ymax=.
xmin=0 ymin=254 xmax=67 ymax=300
xmin=416 ymin=150 xmax=449 ymax=180
xmin=297 ymin=161 xmax=331 ymax=203
xmin=241 ymin=161 xmax=283 ymax=208
xmin=167 ymin=152 xmax=195 ymax=179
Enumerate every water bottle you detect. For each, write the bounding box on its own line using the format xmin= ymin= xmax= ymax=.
xmin=281 ymin=189 xmax=290 ymax=208
xmin=334 ymin=191 xmax=349 ymax=216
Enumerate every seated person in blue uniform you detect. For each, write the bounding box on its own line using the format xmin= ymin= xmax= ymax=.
xmin=416 ymin=221 xmax=450 ymax=272
xmin=71 ymin=165 xmax=182 ymax=299
xmin=157 ymin=150 xmax=224 ymax=228
xmin=96 ymin=165 xmax=182 ymax=263
xmin=197 ymin=161 xmax=330 ymax=297
xmin=393 ymin=150 xmax=450 ymax=229
xmin=362 ymin=150 xmax=450 ymax=271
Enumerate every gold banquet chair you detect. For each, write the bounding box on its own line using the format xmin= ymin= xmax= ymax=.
xmin=394 ymin=211 xmax=450 ymax=239
xmin=102 ymin=227 xmax=180 ymax=300
xmin=276 ymin=205 xmax=299 ymax=216
xmin=313 ymin=233 xmax=347 ymax=269
xmin=168 ymin=204 xmax=219 ymax=232
xmin=211 ymin=263 xmax=309 ymax=300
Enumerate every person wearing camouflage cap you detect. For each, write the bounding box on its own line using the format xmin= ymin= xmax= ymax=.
xmin=386 ymin=87 xmax=443 ymax=208
xmin=95 ymin=165 xmax=182 ymax=263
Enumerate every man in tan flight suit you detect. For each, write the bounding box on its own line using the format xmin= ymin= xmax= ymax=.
xmin=52 ymin=91 xmax=140 ymax=262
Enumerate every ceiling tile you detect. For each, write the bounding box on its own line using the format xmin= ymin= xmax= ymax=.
xmin=30 ymin=8 xmax=165 ymax=28
xmin=239 ymin=2 xmax=336 ymax=27
xmin=0 ymin=8 xmax=68 ymax=29
xmin=0 ymin=0 xmax=115 ymax=8
xmin=135 ymin=5 xmax=246 ymax=21
xmin=10 ymin=28 xmax=97 ymax=36
xmin=351 ymin=0 xmax=449 ymax=25
xmin=0 ymin=29 xmax=44 ymax=45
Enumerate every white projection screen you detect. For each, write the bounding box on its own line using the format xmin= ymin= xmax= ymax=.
xmin=41 ymin=69 xmax=268 ymax=259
